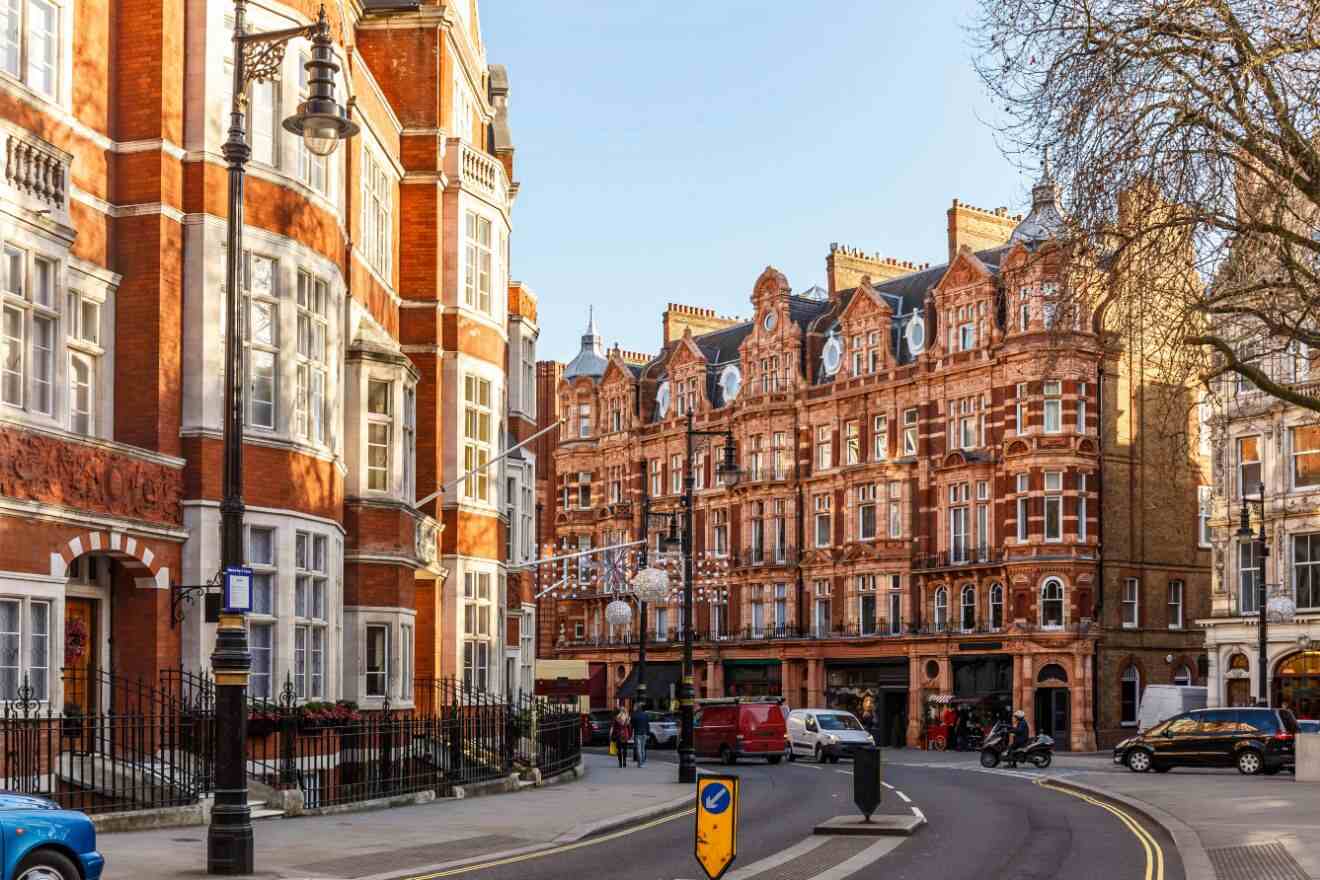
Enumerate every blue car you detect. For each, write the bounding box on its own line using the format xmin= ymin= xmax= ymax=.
xmin=0 ymin=793 xmax=102 ymax=880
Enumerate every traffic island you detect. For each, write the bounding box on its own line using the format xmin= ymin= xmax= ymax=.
xmin=813 ymin=814 xmax=925 ymax=836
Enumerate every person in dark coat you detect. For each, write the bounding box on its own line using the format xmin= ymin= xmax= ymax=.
xmin=631 ymin=703 xmax=651 ymax=767
xmin=610 ymin=708 xmax=631 ymax=768
xmin=1007 ymin=710 xmax=1030 ymax=768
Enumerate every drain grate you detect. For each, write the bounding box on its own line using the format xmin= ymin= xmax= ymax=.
xmin=294 ymin=834 xmax=530 ymax=878
xmin=741 ymin=837 xmax=872 ymax=880
xmin=1208 ymin=842 xmax=1309 ymax=880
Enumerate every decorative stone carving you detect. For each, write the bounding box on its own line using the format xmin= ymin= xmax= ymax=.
xmin=0 ymin=426 xmax=183 ymax=525
xmin=414 ymin=516 xmax=440 ymax=565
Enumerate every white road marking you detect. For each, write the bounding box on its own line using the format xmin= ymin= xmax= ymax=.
xmin=834 ymin=769 xmax=852 ymax=776
xmin=911 ymin=806 xmax=926 ymax=822
xmin=809 ymin=837 xmax=906 ymax=880
xmin=895 ymin=790 xmax=911 ymax=803
xmin=700 ymin=836 xmax=831 ymax=880
xmin=882 ymin=781 xmax=895 ymax=790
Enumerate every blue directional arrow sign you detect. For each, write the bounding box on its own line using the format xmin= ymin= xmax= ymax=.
xmin=694 ymin=774 xmax=739 ymax=880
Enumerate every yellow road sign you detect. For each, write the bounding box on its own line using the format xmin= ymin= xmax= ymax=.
xmin=694 ymin=774 xmax=738 ymax=880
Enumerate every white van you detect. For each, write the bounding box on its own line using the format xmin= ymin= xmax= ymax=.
xmin=787 ymin=709 xmax=875 ymax=763
xmin=1137 ymin=685 xmax=1208 ymax=732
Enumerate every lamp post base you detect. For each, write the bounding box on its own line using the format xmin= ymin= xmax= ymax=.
xmin=206 ymin=810 xmax=254 ymax=875
xmin=678 ymin=749 xmax=696 ymax=784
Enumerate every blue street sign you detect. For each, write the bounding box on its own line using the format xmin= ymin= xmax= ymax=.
xmin=223 ymin=566 xmax=253 ymax=613
xmin=701 ymin=782 xmax=731 ymax=815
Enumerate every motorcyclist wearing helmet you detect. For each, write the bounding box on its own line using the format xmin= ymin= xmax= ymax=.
xmin=1007 ymin=710 xmax=1030 ymax=768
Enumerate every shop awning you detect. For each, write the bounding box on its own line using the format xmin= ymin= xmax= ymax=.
xmin=616 ymin=663 xmax=682 ymax=701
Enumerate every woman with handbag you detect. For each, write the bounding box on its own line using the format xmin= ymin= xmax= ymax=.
xmin=610 ymin=707 xmax=632 ymax=768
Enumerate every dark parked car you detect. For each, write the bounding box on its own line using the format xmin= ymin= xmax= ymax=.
xmin=584 ymin=710 xmax=615 ymax=746
xmin=1113 ymin=707 xmax=1299 ymax=775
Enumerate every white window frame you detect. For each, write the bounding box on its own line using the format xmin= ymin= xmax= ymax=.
xmin=360 ymin=144 xmax=392 ymax=279
xmin=670 ymin=454 xmax=683 ymax=494
xmin=873 ymin=415 xmax=888 ymax=461
xmin=857 ymin=483 xmax=877 ymax=540
xmin=960 ymin=584 xmax=976 ymax=632
xmin=1043 ymin=381 xmax=1062 ymax=433
xmin=934 ymin=586 xmax=948 ymax=631
xmin=1198 ymin=486 xmax=1212 ymax=548
xmin=243 ymin=253 xmax=279 ymax=430
xmin=366 ymin=623 xmax=390 ymax=697
xmin=1040 ymin=579 xmax=1065 ymax=629
xmin=0 ymin=0 xmax=59 ymax=98
xmin=294 ymin=271 xmax=329 ymax=446
xmin=845 ymin=420 xmax=860 ymax=465
xmin=1122 ymin=578 xmax=1139 ymax=628
xmin=816 ymin=424 xmax=832 ymax=470
xmin=1291 ymin=424 xmax=1320 ymax=489
xmin=1167 ymin=580 xmax=1184 ymax=629
xmin=1078 ymin=473 xmax=1088 ymax=542
xmin=294 ymin=531 xmax=329 ymax=700
xmin=465 ymin=211 xmax=492 ymax=314
xmin=366 ymin=379 xmax=393 ymax=492
xmin=463 ymin=375 xmax=493 ymax=501
xmin=1237 ymin=435 xmax=1262 ymax=498
xmin=902 ymin=408 xmax=918 ymax=456
xmin=814 ymin=494 xmax=831 ymax=548
xmin=1044 ymin=471 xmax=1063 ymax=542
xmin=1076 ymin=382 xmax=1087 ymax=433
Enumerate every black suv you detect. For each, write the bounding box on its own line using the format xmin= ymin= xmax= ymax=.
xmin=1113 ymin=707 xmax=1299 ymax=775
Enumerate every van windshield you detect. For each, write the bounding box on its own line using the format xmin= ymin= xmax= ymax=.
xmin=817 ymin=713 xmax=864 ymax=731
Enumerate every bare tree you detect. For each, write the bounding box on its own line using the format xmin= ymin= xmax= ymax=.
xmin=973 ymin=0 xmax=1320 ymax=413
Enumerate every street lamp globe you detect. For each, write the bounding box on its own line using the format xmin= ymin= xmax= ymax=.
xmin=716 ymin=429 xmax=741 ymax=487
xmin=631 ymin=567 xmax=670 ymax=604
xmin=605 ymin=599 xmax=633 ymax=628
xmin=282 ymin=10 xmax=358 ymax=157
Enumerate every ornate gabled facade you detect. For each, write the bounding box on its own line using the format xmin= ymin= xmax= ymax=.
xmin=541 ymin=183 xmax=1211 ymax=750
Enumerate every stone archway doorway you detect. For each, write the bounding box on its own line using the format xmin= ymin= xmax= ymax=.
xmin=1034 ymin=663 xmax=1070 ymax=750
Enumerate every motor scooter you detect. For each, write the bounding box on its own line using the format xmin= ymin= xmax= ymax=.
xmin=979 ymin=721 xmax=1054 ymax=769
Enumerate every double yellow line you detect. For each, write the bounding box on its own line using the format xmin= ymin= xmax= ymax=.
xmin=1035 ymin=779 xmax=1164 ymax=880
xmin=398 ymin=807 xmax=696 ymax=879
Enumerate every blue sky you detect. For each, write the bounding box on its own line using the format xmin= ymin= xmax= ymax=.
xmin=481 ymin=1 xmax=1031 ymax=364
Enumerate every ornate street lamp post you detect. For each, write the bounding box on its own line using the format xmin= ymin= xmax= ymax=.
xmin=1236 ymin=482 xmax=1270 ymax=708
xmin=210 ymin=4 xmax=357 ymax=874
xmin=677 ymin=413 xmax=740 ymax=784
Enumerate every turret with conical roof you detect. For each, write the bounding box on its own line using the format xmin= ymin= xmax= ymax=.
xmin=564 ymin=307 xmax=608 ymax=380
xmin=1010 ymin=149 xmax=1067 ymax=245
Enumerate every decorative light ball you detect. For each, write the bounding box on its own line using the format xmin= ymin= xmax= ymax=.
xmin=632 ymin=567 xmax=671 ymax=603
xmin=605 ymin=600 xmax=633 ymax=627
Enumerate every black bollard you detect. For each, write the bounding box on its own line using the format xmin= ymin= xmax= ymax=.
xmin=853 ymin=746 xmax=882 ymax=821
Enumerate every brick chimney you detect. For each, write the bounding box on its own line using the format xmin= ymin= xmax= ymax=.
xmin=946 ymin=200 xmax=1022 ymax=262
xmin=661 ymin=303 xmax=741 ymax=345
xmin=826 ymin=243 xmax=927 ymax=296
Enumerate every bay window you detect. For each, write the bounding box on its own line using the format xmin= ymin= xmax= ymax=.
xmin=250 ymin=623 xmax=273 ymax=700
xmin=0 ymin=599 xmax=48 ymax=702
xmin=366 ymin=624 xmax=389 ymax=697
xmin=1043 ymin=381 xmax=1062 ymax=433
xmin=296 ymin=56 xmax=330 ymax=192
xmin=1015 ymin=383 xmax=1027 ymax=434
xmin=248 ymin=78 xmax=279 ymax=167
xmin=465 ymin=211 xmax=492 ymax=313
xmin=463 ymin=375 xmax=492 ymax=501
xmin=244 ymin=254 xmax=278 ymax=429
xmin=295 ymin=272 xmax=329 ymax=445
xmin=360 ymin=146 xmax=392 ymax=277
xmin=1016 ymin=473 xmax=1029 ymax=541
xmin=1040 ymin=579 xmax=1064 ymax=628
xmin=1044 ymin=472 xmax=1062 ymax=541
xmin=366 ymin=379 xmax=392 ymax=492
xmin=294 ymin=532 xmax=328 ymax=699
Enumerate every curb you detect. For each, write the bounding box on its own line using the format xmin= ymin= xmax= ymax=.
xmin=1045 ymin=776 xmax=1215 ymax=880
xmin=554 ymin=790 xmax=694 ymax=843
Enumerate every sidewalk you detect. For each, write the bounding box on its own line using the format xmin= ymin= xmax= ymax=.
xmin=888 ymin=748 xmax=1320 ymax=880
xmin=96 ymin=753 xmax=691 ymax=879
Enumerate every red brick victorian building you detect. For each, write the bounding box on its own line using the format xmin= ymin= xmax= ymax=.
xmin=541 ymin=179 xmax=1211 ymax=750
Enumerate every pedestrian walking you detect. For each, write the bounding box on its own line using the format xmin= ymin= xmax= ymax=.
xmin=631 ymin=702 xmax=650 ymax=767
xmin=610 ymin=707 xmax=631 ymax=768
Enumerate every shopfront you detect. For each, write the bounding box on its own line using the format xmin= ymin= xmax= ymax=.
xmin=724 ymin=660 xmax=782 ymax=697
xmin=951 ymin=654 xmax=1013 ymax=731
xmin=1274 ymin=651 xmax=1320 ymax=718
xmin=824 ymin=660 xmax=910 ymax=746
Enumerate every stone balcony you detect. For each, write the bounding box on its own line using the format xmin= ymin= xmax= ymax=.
xmin=444 ymin=139 xmax=510 ymax=208
xmin=0 ymin=124 xmax=71 ymax=229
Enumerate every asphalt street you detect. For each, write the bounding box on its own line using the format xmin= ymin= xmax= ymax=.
xmin=398 ymin=748 xmax=1186 ymax=880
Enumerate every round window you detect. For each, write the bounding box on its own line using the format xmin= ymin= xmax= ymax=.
xmin=822 ymin=336 xmax=843 ymax=375
xmin=656 ymin=381 xmax=671 ymax=418
xmin=906 ymin=316 xmax=926 ymax=353
xmin=719 ymin=365 xmax=742 ymax=403
xmin=762 ymin=311 xmax=777 ymax=332
xmin=925 ymin=660 xmax=940 ymax=680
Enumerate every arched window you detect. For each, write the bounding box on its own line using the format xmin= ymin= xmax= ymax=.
xmin=990 ymin=583 xmax=1004 ymax=630
xmin=1174 ymin=665 xmax=1192 ymax=686
xmin=934 ymin=587 xmax=949 ymax=630
xmin=960 ymin=585 xmax=976 ymax=632
xmin=1041 ymin=579 xmax=1065 ymax=628
xmin=1121 ymin=665 xmax=1141 ymax=726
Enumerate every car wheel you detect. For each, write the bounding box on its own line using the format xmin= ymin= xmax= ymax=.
xmin=980 ymin=749 xmax=1000 ymax=769
xmin=767 ymin=755 xmax=782 ymax=765
xmin=1126 ymin=750 xmax=1152 ymax=773
xmin=720 ymin=744 xmax=736 ymax=765
xmin=1237 ymin=750 xmax=1263 ymax=775
xmin=15 ymin=849 xmax=80 ymax=880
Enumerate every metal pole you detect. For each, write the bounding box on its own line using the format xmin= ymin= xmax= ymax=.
xmin=637 ymin=497 xmax=649 ymax=708
xmin=678 ymin=413 xmax=697 ymax=784
xmin=208 ymin=0 xmax=254 ymax=872
xmin=1257 ymin=486 xmax=1270 ymax=707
